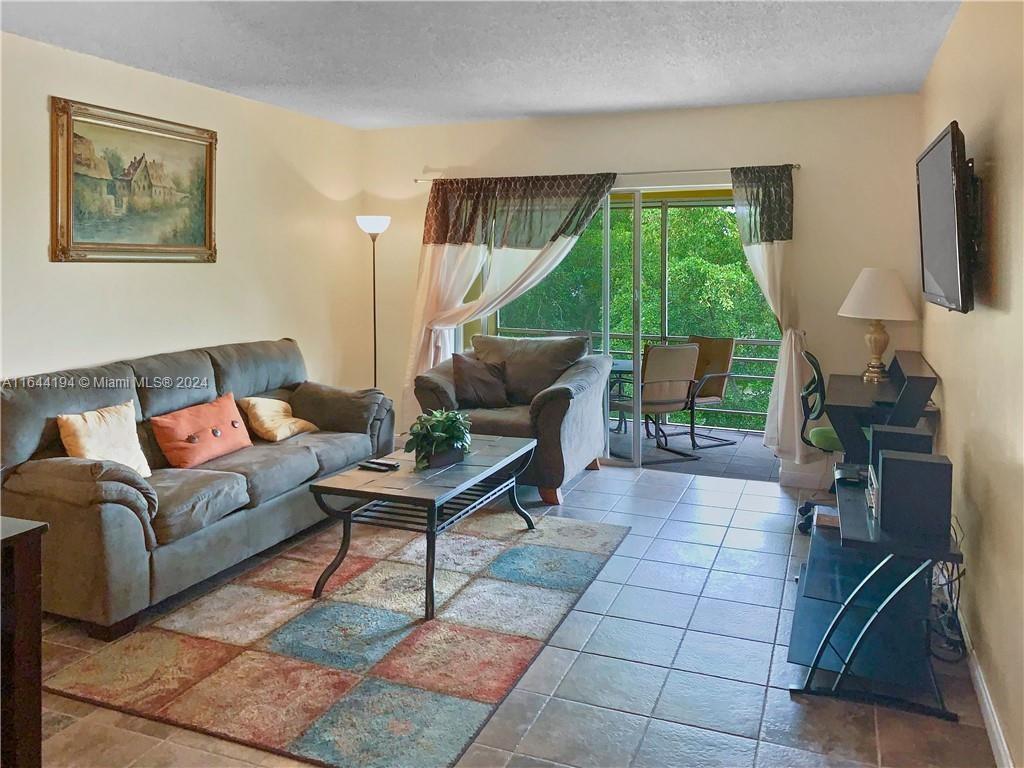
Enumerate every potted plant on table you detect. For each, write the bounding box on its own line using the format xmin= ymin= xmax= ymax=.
xmin=404 ymin=409 xmax=472 ymax=471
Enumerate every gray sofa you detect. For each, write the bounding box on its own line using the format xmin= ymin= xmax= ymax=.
xmin=414 ymin=335 xmax=611 ymax=505
xmin=0 ymin=339 xmax=394 ymax=638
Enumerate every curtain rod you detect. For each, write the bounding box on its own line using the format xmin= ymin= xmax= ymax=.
xmin=412 ymin=164 xmax=800 ymax=183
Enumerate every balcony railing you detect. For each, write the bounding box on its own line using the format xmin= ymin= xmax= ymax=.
xmin=493 ymin=325 xmax=780 ymax=431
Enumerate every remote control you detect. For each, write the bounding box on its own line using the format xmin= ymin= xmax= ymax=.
xmin=358 ymin=461 xmax=391 ymax=472
xmin=366 ymin=459 xmax=401 ymax=471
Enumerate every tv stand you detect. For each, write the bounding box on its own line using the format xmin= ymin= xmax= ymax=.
xmin=788 ymin=464 xmax=962 ymax=720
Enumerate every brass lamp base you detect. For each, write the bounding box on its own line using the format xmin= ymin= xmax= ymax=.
xmin=862 ymin=319 xmax=890 ymax=383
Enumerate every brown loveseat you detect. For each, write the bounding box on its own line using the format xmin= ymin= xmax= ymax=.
xmin=414 ymin=335 xmax=611 ymax=504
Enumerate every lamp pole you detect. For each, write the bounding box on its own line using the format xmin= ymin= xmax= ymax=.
xmin=356 ymin=216 xmax=390 ymax=390
xmin=369 ymin=232 xmax=378 ymax=388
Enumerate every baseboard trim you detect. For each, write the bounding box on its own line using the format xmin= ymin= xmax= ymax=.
xmin=961 ymin=620 xmax=1015 ymax=767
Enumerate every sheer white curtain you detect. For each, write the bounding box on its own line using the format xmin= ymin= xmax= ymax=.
xmin=732 ymin=165 xmax=813 ymax=464
xmin=404 ymin=174 xmax=614 ymax=416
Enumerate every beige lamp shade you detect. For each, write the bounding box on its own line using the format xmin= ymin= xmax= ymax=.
xmin=838 ymin=268 xmax=918 ymax=321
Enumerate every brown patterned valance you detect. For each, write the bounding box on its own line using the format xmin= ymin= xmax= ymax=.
xmin=730 ymin=165 xmax=795 ymax=245
xmin=422 ymin=173 xmax=615 ymax=248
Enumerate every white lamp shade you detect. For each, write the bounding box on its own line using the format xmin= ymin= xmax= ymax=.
xmin=838 ymin=268 xmax=918 ymax=321
xmin=356 ymin=215 xmax=391 ymax=235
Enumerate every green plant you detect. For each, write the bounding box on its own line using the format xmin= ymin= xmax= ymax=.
xmin=404 ymin=410 xmax=472 ymax=470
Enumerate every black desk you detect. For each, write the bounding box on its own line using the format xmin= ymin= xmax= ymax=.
xmin=789 ymin=467 xmax=961 ymax=720
xmin=825 ymin=350 xmax=938 ymax=465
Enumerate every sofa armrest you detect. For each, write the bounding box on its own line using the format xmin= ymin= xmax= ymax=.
xmin=530 ymin=355 xmax=613 ymax=425
xmin=2 ymin=459 xmax=156 ymax=626
xmin=4 ymin=457 xmax=158 ymax=549
xmin=290 ymin=382 xmax=395 ymax=456
xmin=413 ymin=357 xmax=458 ymax=412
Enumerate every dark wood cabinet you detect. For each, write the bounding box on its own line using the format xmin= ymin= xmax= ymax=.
xmin=1 ymin=518 xmax=49 ymax=768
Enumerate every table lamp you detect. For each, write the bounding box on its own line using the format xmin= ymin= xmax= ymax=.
xmin=356 ymin=215 xmax=391 ymax=387
xmin=838 ymin=268 xmax=918 ymax=383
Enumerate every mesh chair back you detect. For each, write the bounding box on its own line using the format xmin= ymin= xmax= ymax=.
xmin=687 ymin=336 xmax=736 ymax=400
xmin=801 ymin=350 xmax=826 ymax=421
xmin=641 ymin=344 xmax=700 ymax=412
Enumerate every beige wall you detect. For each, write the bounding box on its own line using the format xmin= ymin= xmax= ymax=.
xmin=1 ymin=33 xmax=373 ymax=387
xmin=362 ymin=95 xmax=925 ymax=424
xmin=919 ymin=2 xmax=1024 ymax=763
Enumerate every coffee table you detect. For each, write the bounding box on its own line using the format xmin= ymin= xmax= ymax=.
xmin=308 ymin=435 xmax=537 ymax=619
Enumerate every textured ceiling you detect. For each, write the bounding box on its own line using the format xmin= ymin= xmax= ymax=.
xmin=2 ymin=1 xmax=959 ymax=129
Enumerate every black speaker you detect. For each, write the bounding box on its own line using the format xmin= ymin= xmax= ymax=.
xmin=877 ymin=450 xmax=952 ymax=544
xmin=869 ymin=425 xmax=934 ymax=471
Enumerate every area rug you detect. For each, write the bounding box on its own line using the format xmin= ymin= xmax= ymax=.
xmin=44 ymin=504 xmax=628 ymax=768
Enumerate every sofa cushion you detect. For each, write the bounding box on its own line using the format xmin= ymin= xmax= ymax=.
xmin=150 ymin=394 xmax=253 ymax=469
xmin=198 ymin=441 xmax=318 ymax=507
xmin=460 ymin=406 xmax=534 ymax=439
xmin=148 ymin=468 xmax=249 ymax=545
xmin=283 ymin=431 xmax=373 ymax=476
xmin=472 ymin=335 xmax=588 ymax=404
xmin=238 ymin=397 xmax=317 ymax=442
xmin=57 ymin=400 xmax=152 ymax=477
xmin=453 ymin=353 xmax=509 ymax=409
xmin=127 ymin=349 xmax=219 ymax=419
xmin=205 ymin=339 xmax=306 ymax=400
xmin=1 ymin=361 xmax=141 ymax=473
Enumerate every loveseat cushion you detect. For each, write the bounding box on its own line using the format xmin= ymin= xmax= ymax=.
xmin=460 ymin=406 xmax=534 ymax=439
xmin=472 ymin=335 xmax=588 ymax=404
xmin=283 ymin=431 xmax=373 ymax=475
xmin=148 ymin=468 xmax=249 ymax=545
xmin=198 ymin=441 xmax=318 ymax=507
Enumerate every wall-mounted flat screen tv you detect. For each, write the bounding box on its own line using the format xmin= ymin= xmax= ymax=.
xmin=916 ymin=121 xmax=977 ymax=313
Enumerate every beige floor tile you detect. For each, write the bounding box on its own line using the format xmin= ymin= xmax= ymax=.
xmin=516 ymin=698 xmax=647 ymax=768
xmin=457 ymin=744 xmax=513 ymax=768
xmin=732 ymin=509 xmax=796 ymax=533
xmin=548 ymin=611 xmax=601 ymax=651
xmin=703 ymin=570 xmax=784 ymax=608
xmin=654 ymin=670 xmax=765 ymax=738
xmin=42 ymin=692 xmax=99 ymax=718
xmin=690 ymin=476 xmax=747 ymax=492
xmin=936 ymin=672 xmax=985 ymax=728
xmin=583 ymin=615 xmax=683 ymax=666
xmin=44 ymin=622 xmax=111 ymax=652
xmin=669 ymin=503 xmax=735 ymax=526
xmin=574 ymin=580 xmax=621 ymax=613
xmin=167 ymin=729 xmax=275 ymax=764
xmin=723 ymin=528 xmax=792 ymax=555
xmin=713 ymin=548 xmax=789 ymax=579
xmin=128 ymin=741 xmax=255 ymax=767
xmin=41 ymin=710 xmax=77 ymax=740
xmin=610 ymin=495 xmax=676 ymax=518
xmin=82 ymin=707 xmax=180 ymax=740
xmin=258 ymin=753 xmax=320 ymax=767
xmin=688 ymin=597 xmax=779 ymax=643
xmin=673 ymin=631 xmax=773 ymax=685
xmin=643 ymin=538 xmax=718 ymax=568
xmin=42 ymin=641 xmax=89 ymax=679
xmin=626 ymin=560 xmax=708 ymax=595
xmin=554 ymin=653 xmax=668 ymax=715
xmin=615 ymin=533 xmax=654 ymax=558
xmin=658 ymin=519 xmax=727 ymax=546
xmin=759 ymin=688 xmax=877 ymax=765
xmin=624 ymin=483 xmax=686 ymax=503
xmin=476 ymin=690 xmax=548 ymax=751
xmin=43 ymin=720 xmax=162 ymax=768
xmin=876 ymin=709 xmax=995 ymax=768
xmin=595 ymin=555 xmax=639 ymax=584
xmin=516 ymin=646 xmax=578 ymax=695
xmin=755 ymin=741 xmax=872 ymax=767
xmin=605 ymin=584 xmax=696 ymax=629
xmin=736 ymin=494 xmax=798 ymax=514
xmin=681 ymin=488 xmax=741 ymax=509
xmin=634 ymin=719 xmax=757 ymax=768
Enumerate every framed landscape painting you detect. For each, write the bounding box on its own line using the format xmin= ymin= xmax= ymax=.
xmin=50 ymin=97 xmax=216 ymax=262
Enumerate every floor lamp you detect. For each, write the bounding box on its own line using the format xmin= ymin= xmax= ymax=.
xmin=356 ymin=215 xmax=391 ymax=388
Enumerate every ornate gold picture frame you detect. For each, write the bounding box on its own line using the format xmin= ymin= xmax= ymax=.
xmin=50 ymin=97 xmax=216 ymax=263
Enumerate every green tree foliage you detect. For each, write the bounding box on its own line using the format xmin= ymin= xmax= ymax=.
xmin=101 ymin=147 xmax=124 ymax=179
xmin=499 ymin=203 xmax=781 ymax=430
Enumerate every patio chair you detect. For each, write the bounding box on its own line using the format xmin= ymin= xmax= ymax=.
xmin=611 ymin=343 xmax=701 ymax=461
xmin=686 ymin=335 xmax=738 ymax=449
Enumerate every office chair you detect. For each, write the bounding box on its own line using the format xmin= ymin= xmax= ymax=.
xmin=796 ymin=350 xmax=842 ymax=534
xmin=611 ymin=343 xmax=701 ymax=461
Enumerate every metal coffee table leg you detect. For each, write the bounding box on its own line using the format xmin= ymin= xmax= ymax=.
xmin=312 ymin=509 xmax=352 ymax=599
xmin=508 ymin=483 xmax=536 ymax=530
xmin=425 ymin=528 xmax=437 ymax=619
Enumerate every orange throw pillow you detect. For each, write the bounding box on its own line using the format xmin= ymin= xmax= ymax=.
xmin=150 ymin=394 xmax=252 ymax=469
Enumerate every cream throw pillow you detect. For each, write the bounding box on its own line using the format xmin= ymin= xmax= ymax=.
xmin=238 ymin=397 xmax=317 ymax=442
xmin=57 ymin=400 xmax=152 ymax=477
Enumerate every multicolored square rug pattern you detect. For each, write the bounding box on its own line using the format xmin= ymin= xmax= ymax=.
xmin=44 ymin=504 xmax=628 ymax=768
